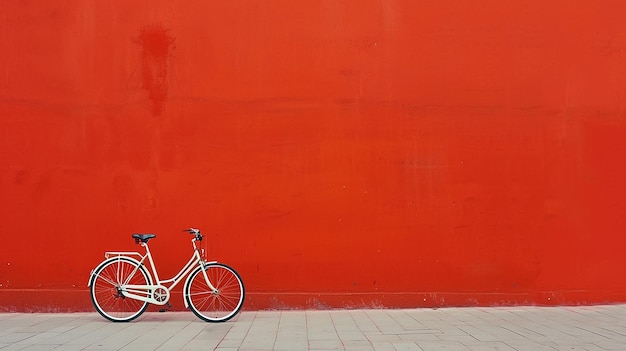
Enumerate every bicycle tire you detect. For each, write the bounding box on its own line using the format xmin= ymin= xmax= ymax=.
xmin=184 ymin=263 xmax=245 ymax=322
xmin=90 ymin=257 xmax=152 ymax=322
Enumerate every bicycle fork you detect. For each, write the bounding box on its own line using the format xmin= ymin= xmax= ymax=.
xmin=182 ymin=261 xmax=219 ymax=308
xmin=201 ymin=263 xmax=219 ymax=292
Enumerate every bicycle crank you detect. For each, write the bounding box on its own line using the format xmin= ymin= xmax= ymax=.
xmin=152 ymin=287 xmax=170 ymax=305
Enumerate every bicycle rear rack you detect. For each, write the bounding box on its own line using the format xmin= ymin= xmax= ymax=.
xmin=104 ymin=251 xmax=144 ymax=260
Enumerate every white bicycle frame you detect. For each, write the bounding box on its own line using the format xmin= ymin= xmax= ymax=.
xmin=91 ymin=237 xmax=218 ymax=308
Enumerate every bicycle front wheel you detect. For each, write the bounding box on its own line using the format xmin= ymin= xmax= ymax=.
xmin=90 ymin=257 xmax=151 ymax=322
xmin=185 ymin=263 xmax=245 ymax=322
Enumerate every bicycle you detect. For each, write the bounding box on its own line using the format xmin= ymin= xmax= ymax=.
xmin=88 ymin=228 xmax=245 ymax=322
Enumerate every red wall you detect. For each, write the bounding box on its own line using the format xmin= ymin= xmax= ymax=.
xmin=2 ymin=1 xmax=626 ymax=311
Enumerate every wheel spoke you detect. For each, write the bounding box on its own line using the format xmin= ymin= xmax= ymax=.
xmin=186 ymin=263 xmax=244 ymax=322
xmin=90 ymin=258 xmax=150 ymax=322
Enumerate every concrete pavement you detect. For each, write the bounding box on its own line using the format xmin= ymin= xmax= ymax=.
xmin=1 ymin=305 xmax=626 ymax=350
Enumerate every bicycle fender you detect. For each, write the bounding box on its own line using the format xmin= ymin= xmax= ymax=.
xmin=87 ymin=256 xmax=147 ymax=287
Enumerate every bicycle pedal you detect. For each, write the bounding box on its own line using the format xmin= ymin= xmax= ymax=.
xmin=158 ymin=302 xmax=172 ymax=312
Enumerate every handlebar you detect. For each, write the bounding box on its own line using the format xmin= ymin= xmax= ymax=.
xmin=183 ymin=228 xmax=203 ymax=241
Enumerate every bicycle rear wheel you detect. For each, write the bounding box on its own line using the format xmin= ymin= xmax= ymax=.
xmin=90 ymin=257 xmax=151 ymax=322
xmin=185 ymin=263 xmax=245 ymax=322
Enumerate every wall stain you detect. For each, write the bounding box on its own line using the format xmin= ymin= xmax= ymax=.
xmin=15 ymin=170 xmax=26 ymax=185
xmin=135 ymin=24 xmax=175 ymax=116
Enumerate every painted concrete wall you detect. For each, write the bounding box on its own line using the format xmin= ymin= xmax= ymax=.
xmin=1 ymin=0 xmax=626 ymax=311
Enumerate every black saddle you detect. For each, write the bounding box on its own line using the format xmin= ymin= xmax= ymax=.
xmin=132 ymin=233 xmax=156 ymax=243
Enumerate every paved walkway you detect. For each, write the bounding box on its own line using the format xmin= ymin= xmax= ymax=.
xmin=1 ymin=305 xmax=626 ymax=350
